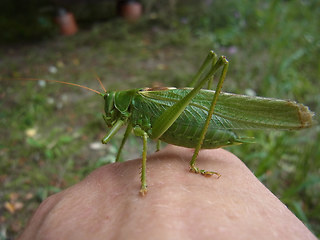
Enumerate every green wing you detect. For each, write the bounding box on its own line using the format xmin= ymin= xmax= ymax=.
xmin=138 ymin=88 xmax=314 ymax=131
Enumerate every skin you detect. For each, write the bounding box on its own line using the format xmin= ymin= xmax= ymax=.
xmin=18 ymin=145 xmax=316 ymax=240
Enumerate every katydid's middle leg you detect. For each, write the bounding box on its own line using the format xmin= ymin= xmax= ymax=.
xmin=133 ymin=126 xmax=149 ymax=196
xmin=189 ymin=57 xmax=229 ymax=177
xmin=115 ymin=123 xmax=133 ymax=162
xmin=156 ymin=140 xmax=161 ymax=152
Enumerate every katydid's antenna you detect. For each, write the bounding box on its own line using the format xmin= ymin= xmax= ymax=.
xmin=94 ymin=74 xmax=107 ymax=93
xmin=17 ymin=78 xmax=103 ymax=95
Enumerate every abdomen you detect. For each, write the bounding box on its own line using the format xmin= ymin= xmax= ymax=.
xmin=130 ymin=89 xmax=242 ymax=149
xmin=159 ymin=122 xmax=241 ymax=149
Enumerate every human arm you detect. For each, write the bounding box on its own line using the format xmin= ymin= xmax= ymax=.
xmin=18 ymin=145 xmax=317 ymax=240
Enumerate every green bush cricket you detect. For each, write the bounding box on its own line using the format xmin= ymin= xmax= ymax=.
xmin=21 ymin=50 xmax=315 ymax=196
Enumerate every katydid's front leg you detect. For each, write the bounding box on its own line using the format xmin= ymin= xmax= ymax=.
xmin=189 ymin=57 xmax=229 ymax=177
xmin=101 ymin=119 xmax=125 ymax=144
xmin=133 ymin=126 xmax=148 ymax=196
xmin=115 ymin=123 xmax=133 ymax=162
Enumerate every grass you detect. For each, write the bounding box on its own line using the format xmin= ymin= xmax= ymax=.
xmin=1 ymin=0 xmax=319 ymax=238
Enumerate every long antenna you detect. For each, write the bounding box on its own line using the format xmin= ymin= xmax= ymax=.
xmin=94 ymin=74 xmax=107 ymax=92
xmin=17 ymin=78 xmax=103 ymax=95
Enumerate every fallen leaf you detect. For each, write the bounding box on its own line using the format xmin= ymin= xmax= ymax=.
xmin=9 ymin=193 xmax=19 ymax=201
xmin=24 ymin=192 xmax=34 ymax=200
xmin=4 ymin=202 xmax=15 ymax=214
xmin=25 ymin=128 xmax=37 ymax=137
xmin=13 ymin=202 xmax=24 ymax=211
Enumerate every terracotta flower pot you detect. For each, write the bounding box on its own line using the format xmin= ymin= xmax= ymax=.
xmin=119 ymin=0 xmax=142 ymax=21
xmin=56 ymin=8 xmax=78 ymax=36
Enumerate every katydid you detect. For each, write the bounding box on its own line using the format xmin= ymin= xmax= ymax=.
xmin=20 ymin=50 xmax=315 ymax=196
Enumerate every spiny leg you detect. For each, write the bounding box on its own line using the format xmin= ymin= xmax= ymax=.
xmin=152 ymin=52 xmax=225 ymax=139
xmin=189 ymin=50 xmax=218 ymax=90
xmin=207 ymin=56 xmax=218 ymax=90
xmin=190 ymin=50 xmax=218 ymax=90
xmin=101 ymin=119 xmax=125 ymax=144
xmin=133 ymin=126 xmax=149 ymax=196
xmin=189 ymin=56 xmax=229 ymax=177
xmin=188 ymin=51 xmax=218 ymax=87
xmin=141 ymin=132 xmax=148 ymax=195
xmin=115 ymin=123 xmax=133 ymax=162
xmin=148 ymin=52 xmax=227 ymax=179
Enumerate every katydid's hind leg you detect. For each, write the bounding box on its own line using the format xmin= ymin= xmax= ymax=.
xmin=115 ymin=124 xmax=133 ymax=162
xmin=189 ymin=56 xmax=229 ymax=177
xmin=188 ymin=51 xmax=218 ymax=87
xmin=151 ymin=53 xmax=226 ymax=140
xmin=189 ymin=165 xmax=221 ymax=177
xmin=207 ymin=54 xmax=218 ymax=90
xmin=133 ymin=126 xmax=148 ymax=196
xmin=207 ymin=75 xmax=214 ymax=90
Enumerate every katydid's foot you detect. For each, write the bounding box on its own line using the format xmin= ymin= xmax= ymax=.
xmin=189 ymin=166 xmax=221 ymax=178
xmin=139 ymin=185 xmax=148 ymax=196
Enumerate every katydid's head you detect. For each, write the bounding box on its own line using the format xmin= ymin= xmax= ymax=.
xmin=103 ymin=91 xmax=117 ymax=127
xmin=104 ymin=91 xmax=116 ymax=113
xmin=103 ymin=89 xmax=136 ymax=126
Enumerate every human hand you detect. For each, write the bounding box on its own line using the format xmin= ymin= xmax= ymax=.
xmin=18 ymin=145 xmax=316 ymax=240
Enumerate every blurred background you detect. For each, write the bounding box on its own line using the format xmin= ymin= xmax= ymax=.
xmin=0 ymin=0 xmax=319 ymax=238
